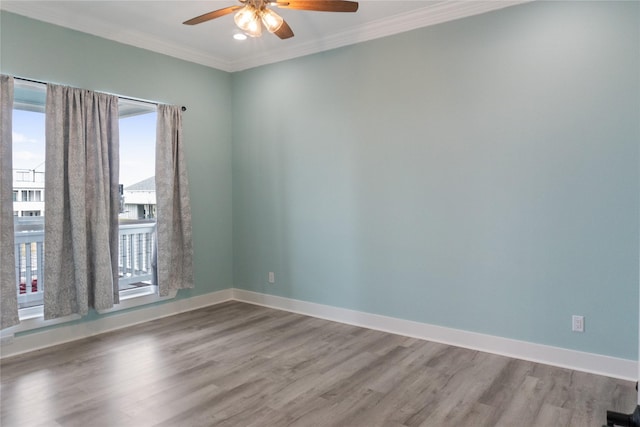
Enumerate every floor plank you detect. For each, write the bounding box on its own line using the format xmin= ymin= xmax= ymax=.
xmin=1 ymin=301 xmax=635 ymax=426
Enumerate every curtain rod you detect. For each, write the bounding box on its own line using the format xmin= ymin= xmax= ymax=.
xmin=13 ymin=76 xmax=187 ymax=112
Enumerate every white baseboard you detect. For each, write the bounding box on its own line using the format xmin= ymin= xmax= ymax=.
xmin=0 ymin=288 xmax=234 ymax=359
xmin=232 ymin=289 xmax=638 ymax=381
xmin=2 ymin=287 xmax=636 ymax=382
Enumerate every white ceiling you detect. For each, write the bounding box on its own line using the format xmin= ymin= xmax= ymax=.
xmin=1 ymin=0 xmax=528 ymax=72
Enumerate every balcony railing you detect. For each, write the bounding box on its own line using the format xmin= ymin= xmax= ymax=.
xmin=15 ymin=218 xmax=156 ymax=309
xmin=118 ymin=221 xmax=156 ymax=289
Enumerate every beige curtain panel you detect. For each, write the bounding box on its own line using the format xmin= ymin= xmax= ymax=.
xmin=0 ymin=75 xmax=20 ymax=329
xmin=155 ymin=104 xmax=194 ymax=296
xmin=43 ymin=84 xmax=120 ymax=319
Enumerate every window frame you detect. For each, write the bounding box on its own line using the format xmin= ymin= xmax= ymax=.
xmin=11 ymin=79 xmax=170 ymax=324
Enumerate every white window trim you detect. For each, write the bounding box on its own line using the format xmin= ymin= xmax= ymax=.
xmin=6 ymin=287 xmax=178 ymax=337
xmin=8 ymin=309 xmax=82 ymax=336
xmin=96 ymin=287 xmax=177 ymax=314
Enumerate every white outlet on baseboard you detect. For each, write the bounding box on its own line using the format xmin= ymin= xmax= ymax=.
xmin=572 ymin=315 xmax=584 ymax=333
xmin=268 ymin=272 xmax=275 ymax=284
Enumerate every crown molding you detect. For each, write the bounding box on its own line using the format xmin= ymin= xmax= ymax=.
xmin=0 ymin=2 xmax=235 ymax=72
xmin=231 ymin=0 xmax=531 ymax=71
xmin=1 ymin=1 xmax=531 ymax=73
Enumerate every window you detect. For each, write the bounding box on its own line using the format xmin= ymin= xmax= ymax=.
xmin=12 ymin=80 xmax=161 ymax=318
xmin=117 ymin=100 xmax=157 ymax=298
xmin=20 ymin=190 xmax=42 ymax=202
xmin=15 ymin=170 xmax=31 ymax=181
xmin=13 ymin=80 xmax=46 ymax=310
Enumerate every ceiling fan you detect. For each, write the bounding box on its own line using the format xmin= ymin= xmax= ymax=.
xmin=183 ymin=0 xmax=359 ymax=40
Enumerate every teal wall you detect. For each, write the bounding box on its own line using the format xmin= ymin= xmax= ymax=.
xmin=2 ymin=1 xmax=639 ymax=360
xmin=232 ymin=1 xmax=640 ymax=359
xmin=1 ymin=11 xmax=234 ymax=300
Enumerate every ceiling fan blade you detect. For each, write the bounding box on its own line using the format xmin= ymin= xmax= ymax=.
xmin=274 ymin=19 xmax=294 ymax=39
xmin=183 ymin=6 xmax=242 ymax=25
xmin=272 ymin=1 xmax=358 ymax=13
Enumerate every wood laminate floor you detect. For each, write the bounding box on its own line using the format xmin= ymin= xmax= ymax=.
xmin=0 ymin=301 xmax=635 ymax=427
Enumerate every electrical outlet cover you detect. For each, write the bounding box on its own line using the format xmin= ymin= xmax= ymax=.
xmin=572 ymin=315 xmax=584 ymax=332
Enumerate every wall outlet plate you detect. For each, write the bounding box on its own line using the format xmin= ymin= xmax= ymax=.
xmin=572 ymin=315 xmax=584 ymax=333
xmin=268 ymin=272 xmax=275 ymax=284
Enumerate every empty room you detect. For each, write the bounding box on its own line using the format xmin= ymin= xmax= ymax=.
xmin=1 ymin=1 xmax=639 ymax=426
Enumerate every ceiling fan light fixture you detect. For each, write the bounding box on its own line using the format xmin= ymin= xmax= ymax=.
xmin=184 ymin=0 xmax=359 ymax=40
xmin=245 ymin=18 xmax=262 ymax=37
xmin=234 ymin=5 xmax=262 ymax=37
xmin=233 ymin=6 xmax=253 ymax=30
xmin=261 ymin=8 xmax=284 ymax=33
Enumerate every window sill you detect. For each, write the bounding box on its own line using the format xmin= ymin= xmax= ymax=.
xmin=2 ymin=287 xmax=177 ymax=338
xmin=97 ymin=287 xmax=177 ymax=314
xmin=4 ymin=308 xmax=82 ymax=337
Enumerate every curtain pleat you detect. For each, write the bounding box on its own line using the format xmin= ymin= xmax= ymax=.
xmin=43 ymin=84 xmax=119 ymax=319
xmin=155 ymin=104 xmax=194 ymax=296
xmin=0 ymin=75 xmax=20 ymax=329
